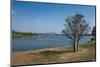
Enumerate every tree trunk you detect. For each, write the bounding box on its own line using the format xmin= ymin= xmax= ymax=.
xmin=73 ymin=40 xmax=77 ymax=52
xmin=76 ymin=40 xmax=79 ymax=51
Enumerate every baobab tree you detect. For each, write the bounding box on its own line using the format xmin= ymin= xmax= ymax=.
xmin=62 ymin=13 xmax=90 ymax=52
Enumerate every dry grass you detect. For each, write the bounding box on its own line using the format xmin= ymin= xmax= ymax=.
xmin=11 ymin=41 xmax=96 ymax=66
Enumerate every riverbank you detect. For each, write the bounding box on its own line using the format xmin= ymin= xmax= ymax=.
xmin=11 ymin=41 xmax=96 ymax=66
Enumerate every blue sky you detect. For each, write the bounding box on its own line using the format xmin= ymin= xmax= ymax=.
xmin=12 ymin=0 xmax=96 ymax=34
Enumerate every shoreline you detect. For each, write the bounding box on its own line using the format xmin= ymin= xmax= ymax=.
xmin=12 ymin=45 xmax=72 ymax=53
xmin=12 ymin=41 xmax=91 ymax=53
xmin=12 ymin=41 xmax=96 ymax=66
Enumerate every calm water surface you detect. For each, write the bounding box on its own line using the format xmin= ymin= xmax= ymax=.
xmin=12 ymin=35 xmax=92 ymax=52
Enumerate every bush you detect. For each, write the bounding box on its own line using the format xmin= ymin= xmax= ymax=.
xmin=91 ymin=37 xmax=95 ymax=41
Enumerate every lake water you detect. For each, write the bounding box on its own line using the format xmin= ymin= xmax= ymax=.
xmin=12 ymin=35 xmax=92 ymax=52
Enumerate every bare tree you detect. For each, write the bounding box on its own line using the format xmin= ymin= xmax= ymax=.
xmin=62 ymin=13 xmax=90 ymax=52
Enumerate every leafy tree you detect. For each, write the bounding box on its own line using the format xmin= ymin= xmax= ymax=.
xmin=62 ymin=13 xmax=90 ymax=52
xmin=91 ymin=26 xmax=96 ymax=41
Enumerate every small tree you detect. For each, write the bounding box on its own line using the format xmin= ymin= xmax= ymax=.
xmin=91 ymin=26 xmax=96 ymax=41
xmin=62 ymin=13 xmax=90 ymax=52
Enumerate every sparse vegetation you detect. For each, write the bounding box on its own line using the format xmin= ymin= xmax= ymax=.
xmin=12 ymin=41 xmax=96 ymax=66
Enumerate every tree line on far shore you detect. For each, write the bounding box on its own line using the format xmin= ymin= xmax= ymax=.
xmin=12 ymin=30 xmax=37 ymax=38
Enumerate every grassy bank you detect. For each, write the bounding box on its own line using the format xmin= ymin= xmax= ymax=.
xmin=12 ymin=41 xmax=96 ymax=66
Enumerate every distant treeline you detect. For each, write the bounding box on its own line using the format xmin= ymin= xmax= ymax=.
xmin=12 ymin=31 xmax=37 ymax=38
xmin=12 ymin=30 xmax=92 ymax=38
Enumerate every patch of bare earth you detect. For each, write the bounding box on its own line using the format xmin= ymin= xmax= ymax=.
xmin=11 ymin=52 xmax=41 ymax=65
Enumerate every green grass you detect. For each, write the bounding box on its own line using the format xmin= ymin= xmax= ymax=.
xmin=80 ymin=41 xmax=96 ymax=48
